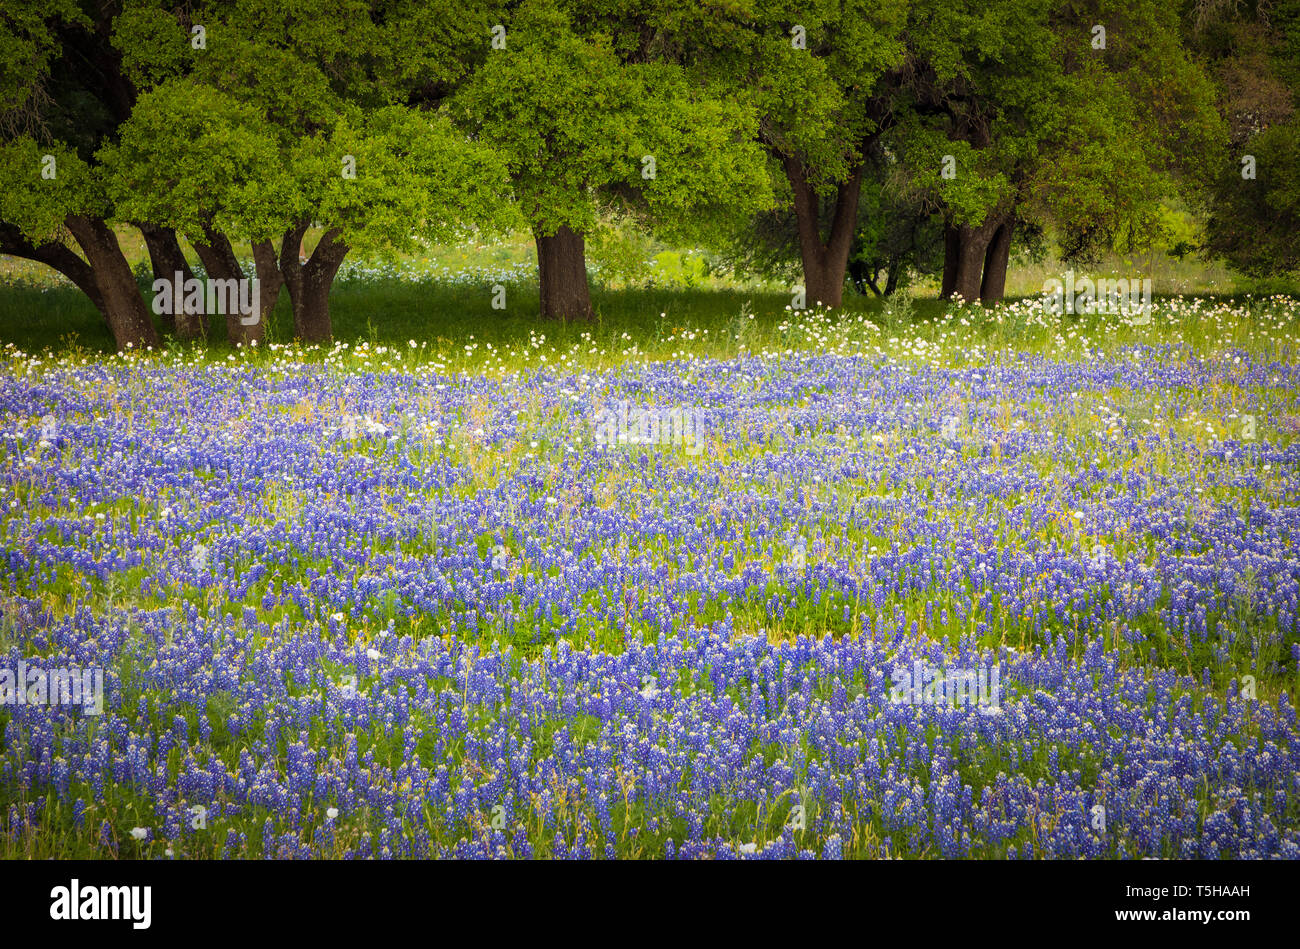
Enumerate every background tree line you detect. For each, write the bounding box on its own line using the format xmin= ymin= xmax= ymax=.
xmin=1 ymin=0 xmax=1296 ymax=351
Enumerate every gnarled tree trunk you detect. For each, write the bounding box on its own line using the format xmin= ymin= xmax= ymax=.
xmin=535 ymin=225 xmax=592 ymax=321
xmin=279 ymin=222 xmax=348 ymax=343
xmin=0 ymin=220 xmax=158 ymax=350
xmin=940 ymin=212 xmax=1012 ymax=304
xmin=139 ymin=223 xmax=205 ymax=340
xmin=193 ymin=228 xmax=266 ymax=347
xmin=64 ymin=215 xmax=159 ymax=351
xmin=251 ymin=239 xmax=284 ymax=332
xmin=951 ymin=223 xmax=992 ymax=303
xmin=783 ymin=154 xmax=862 ymax=309
xmin=0 ymin=223 xmax=105 ymax=315
xmin=941 ymin=224 xmax=961 ymax=299
xmin=979 ymin=217 xmax=1014 ymax=305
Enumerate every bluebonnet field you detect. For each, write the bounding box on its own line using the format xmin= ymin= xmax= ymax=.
xmin=2 ymin=296 xmax=1299 ymax=859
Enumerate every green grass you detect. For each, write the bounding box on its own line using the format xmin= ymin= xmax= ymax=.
xmin=5 ymin=273 xmax=1298 ymax=367
xmin=2 ymin=228 xmax=1294 ymax=359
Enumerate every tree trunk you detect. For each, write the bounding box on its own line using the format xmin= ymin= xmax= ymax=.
xmin=942 ymin=214 xmax=1008 ymax=304
xmin=979 ymin=217 xmax=1014 ymax=305
xmin=279 ymin=223 xmax=348 ymax=343
xmin=884 ymin=260 xmax=900 ymax=296
xmin=783 ymin=154 xmax=862 ymax=309
xmin=941 ymin=224 xmax=961 ymax=299
xmin=193 ymin=228 xmax=265 ymax=347
xmin=289 ymin=263 xmax=338 ymax=343
xmin=64 ymin=215 xmax=159 ymax=351
xmin=863 ymin=263 xmax=883 ymax=297
xmin=139 ymin=223 xmax=205 ymax=339
xmin=952 ymin=225 xmax=990 ymax=303
xmin=0 ymin=224 xmax=106 ymax=315
xmin=251 ymin=239 xmax=284 ymax=333
xmin=535 ymin=225 xmax=593 ymax=321
xmin=848 ymin=258 xmax=868 ymax=295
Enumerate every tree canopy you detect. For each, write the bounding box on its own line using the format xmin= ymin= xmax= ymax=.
xmin=0 ymin=0 xmax=1294 ymax=349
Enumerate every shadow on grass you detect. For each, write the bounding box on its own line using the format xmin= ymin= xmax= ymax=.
xmin=1 ymin=273 xmax=1294 ymax=359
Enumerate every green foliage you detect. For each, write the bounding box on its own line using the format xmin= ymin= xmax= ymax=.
xmin=101 ymin=2 xmax=514 ymax=255
xmin=99 ymin=80 xmax=284 ymax=241
xmin=0 ymin=139 xmax=100 ymax=240
xmin=1193 ymin=0 xmax=1300 ymax=278
xmin=586 ymin=213 xmax=657 ymax=287
xmin=848 ymin=166 xmax=945 ymax=294
xmin=292 ymin=106 xmax=515 ymax=253
xmin=1205 ymin=116 xmax=1300 ymax=277
xmin=889 ymin=0 xmax=1226 ymax=261
xmin=687 ymin=0 xmax=909 ymax=186
xmin=453 ymin=0 xmax=774 ymax=242
xmin=1 ymin=0 xmax=1295 ymax=329
xmin=0 ymin=1 xmax=85 ymax=115
xmin=896 ymin=116 xmax=1011 ymax=227
xmin=111 ymin=1 xmax=194 ymax=90
xmin=720 ymin=144 xmax=946 ymax=293
xmin=1027 ymin=67 xmax=1171 ymax=260
xmin=0 ymin=3 xmax=103 ymax=236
